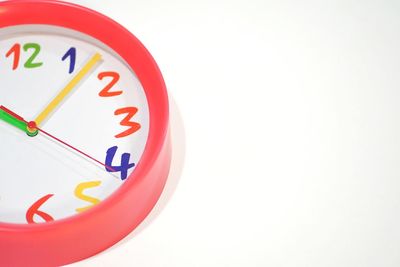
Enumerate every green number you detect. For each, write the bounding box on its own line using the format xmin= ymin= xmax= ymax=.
xmin=23 ymin=43 xmax=43 ymax=68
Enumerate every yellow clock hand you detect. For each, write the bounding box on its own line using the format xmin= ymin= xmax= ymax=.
xmin=34 ymin=52 xmax=102 ymax=126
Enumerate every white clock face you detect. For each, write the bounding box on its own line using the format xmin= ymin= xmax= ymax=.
xmin=0 ymin=25 xmax=149 ymax=224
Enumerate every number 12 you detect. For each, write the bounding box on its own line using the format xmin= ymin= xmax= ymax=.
xmin=6 ymin=43 xmax=43 ymax=70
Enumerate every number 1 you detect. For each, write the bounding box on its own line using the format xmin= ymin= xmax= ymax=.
xmin=62 ymin=47 xmax=76 ymax=74
xmin=5 ymin=43 xmax=20 ymax=70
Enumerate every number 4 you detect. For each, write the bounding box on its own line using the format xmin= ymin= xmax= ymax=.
xmin=105 ymin=146 xmax=135 ymax=180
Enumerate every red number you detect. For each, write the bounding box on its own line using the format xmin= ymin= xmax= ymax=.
xmin=6 ymin=43 xmax=21 ymax=70
xmin=26 ymin=194 xmax=54 ymax=224
xmin=98 ymin=71 xmax=123 ymax=97
xmin=98 ymin=72 xmax=141 ymax=138
xmin=114 ymin=107 xmax=141 ymax=138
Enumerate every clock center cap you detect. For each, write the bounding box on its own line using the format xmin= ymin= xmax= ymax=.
xmin=27 ymin=121 xmax=39 ymax=137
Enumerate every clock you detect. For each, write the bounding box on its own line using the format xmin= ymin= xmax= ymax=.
xmin=0 ymin=1 xmax=171 ymax=266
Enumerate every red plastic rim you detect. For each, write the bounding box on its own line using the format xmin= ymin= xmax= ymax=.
xmin=0 ymin=1 xmax=171 ymax=266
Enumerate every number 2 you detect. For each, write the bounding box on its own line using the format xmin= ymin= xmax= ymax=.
xmin=23 ymin=43 xmax=43 ymax=68
xmin=98 ymin=71 xmax=123 ymax=97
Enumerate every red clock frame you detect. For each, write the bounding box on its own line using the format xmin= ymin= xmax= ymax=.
xmin=0 ymin=1 xmax=171 ymax=266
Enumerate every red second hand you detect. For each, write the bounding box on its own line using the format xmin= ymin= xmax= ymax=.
xmin=30 ymin=121 xmax=116 ymax=172
xmin=0 ymin=105 xmax=115 ymax=172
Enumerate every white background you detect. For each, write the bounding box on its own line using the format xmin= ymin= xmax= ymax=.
xmin=56 ymin=0 xmax=400 ymax=266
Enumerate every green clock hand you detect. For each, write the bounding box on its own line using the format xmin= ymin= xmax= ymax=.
xmin=0 ymin=105 xmax=38 ymax=136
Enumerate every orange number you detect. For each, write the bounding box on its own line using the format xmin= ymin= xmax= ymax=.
xmin=26 ymin=194 xmax=54 ymax=224
xmin=98 ymin=71 xmax=123 ymax=97
xmin=114 ymin=107 xmax=141 ymax=138
xmin=6 ymin=43 xmax=21 ymax=70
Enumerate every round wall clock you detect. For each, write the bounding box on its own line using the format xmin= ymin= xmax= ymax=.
xmin=0 ymin=1 xmax=171 ymax=266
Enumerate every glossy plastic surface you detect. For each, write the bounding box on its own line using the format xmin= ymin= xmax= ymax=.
xmin=0 ymin=1 xmax=171 ymax=266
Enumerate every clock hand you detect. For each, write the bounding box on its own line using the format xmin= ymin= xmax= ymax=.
xmin=0 ymin=105 xmax=115 ymax=172
xmin=35 ymin=52 xmax=102 ymax=126
xmin=29 ymin=121 xmax=116 ymax=172
xmin=0 ymin=105 xmax=38 ymax=136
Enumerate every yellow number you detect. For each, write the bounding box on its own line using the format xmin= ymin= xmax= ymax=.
xmin=74 ymin=181 xmax=101 ymax=213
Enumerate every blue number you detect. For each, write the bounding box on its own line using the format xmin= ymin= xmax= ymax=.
xmin=62 ymin=47 xmax=76 ymax=74
xmin=105 ymin=146 xmax=135 ymax=180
